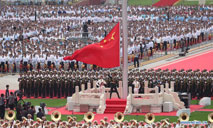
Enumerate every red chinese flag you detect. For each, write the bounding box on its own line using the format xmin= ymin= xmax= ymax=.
xmin=63 ymin=23 xmax=120 ymax=68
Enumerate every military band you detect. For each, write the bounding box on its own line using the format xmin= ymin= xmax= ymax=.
xmin=18 ymin=69 xmax=213 ymax=99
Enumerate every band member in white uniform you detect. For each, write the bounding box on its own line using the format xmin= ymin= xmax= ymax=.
xmin=96 ymin=75 xmax=106 ymax=92
xmin=133 ymin=77 xmax=140 ymax=94
xmin=32 ymin=54 xmax=37 ymax=71
xmin=15 ymin=53 xmax=22 ymax=73
xmin=8 ymin=54 xmax=14 ymax=73
xmin=46 ymin=54 xmax=52 ymax=71
xmin=0 ymin=55 xmax=3 ymax=73
xmin=23 ymin=54 xmax=29 ymax=72
xmin=55 ymin=55 xmax=61 ymax=70
xmin=40 ymin=54 xmax=46 ymax=70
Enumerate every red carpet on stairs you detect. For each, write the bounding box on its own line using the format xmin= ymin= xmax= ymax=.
xmin=104 ymin=98 xmax=126 ymax=114
xmin=152 ymin=0 xmax=180 ymax=7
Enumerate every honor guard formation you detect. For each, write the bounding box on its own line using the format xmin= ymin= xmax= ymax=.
xmin=18 ymin=70 xmax=121 ymax=99
xmin=17 ymin=68 xmax=213 ymax=99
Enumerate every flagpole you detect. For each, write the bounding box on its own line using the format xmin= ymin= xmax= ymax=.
xmin=122 ymin=0 xmax=128 ymax=99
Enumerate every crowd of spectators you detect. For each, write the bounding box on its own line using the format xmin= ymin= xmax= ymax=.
xmin=0 ymin=5 xmax=212 ymax=72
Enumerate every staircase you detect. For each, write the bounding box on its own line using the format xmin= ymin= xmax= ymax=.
xmin=104 ymin=99 xmax=126 ymax=114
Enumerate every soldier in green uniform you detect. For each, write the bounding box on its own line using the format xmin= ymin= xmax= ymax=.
xmin=37 ymin=72 xmax=42 ymax=97
xmin=34 ymin=75 xmax=39 ymax=98
xmin=64 ymin=72 xmax=69 ymax=97
xmin=109 ymin=72 xmax=120 ymax=99
xmin=30 ymin=72 xmax=35 ymax=97
xmin=61 ymin=71 xmax=65 ymax=97
xmin=18 ymin=73 xmax=25 ymax=93
xmin=49 ymin=80 xmax=54 ymax=98
xmin=45 ymin=71 xmax=50 ymax=97
xmin=57 ymin=72 xmax=61 ymax=98
xmin=41 ymin=79 xmax=46 ymax=98
xmin=75 ymin=71 xmax=81 ymax=91
xmin=53 ymin=71 xmax=58 ymax=97
xmin=26 ymin=79 xmax=31 ymax=98
xmin=128 ymin=72 xmax=134 ymax=93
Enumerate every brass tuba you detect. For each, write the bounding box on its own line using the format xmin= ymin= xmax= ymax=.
xmin=179 ymin=112 xmax=189 ymax=122
xmin=114 ymin=112 xmax=124 ymax=123
xmin=208 ymin=113 xmax=213 ymax=123
xmin=51 ymin=111 xmax=61 ymax=122
xmin=145 ymin=113 xmax=155 ymax=124
xmin=84 ymin=112 xmax=95 ymax=123
xmin=5 ymin=110 xmax=16 ymax=121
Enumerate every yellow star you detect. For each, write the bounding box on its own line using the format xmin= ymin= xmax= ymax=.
xmin=104 ymin=40 xmax=107 ymax=43
xmin=111 ymin=32 xmax=115 ymax=40
xmin=100 ymin=46 xmax=103 ymax=48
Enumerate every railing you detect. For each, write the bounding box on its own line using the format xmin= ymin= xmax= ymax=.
xmin=124 ymin=81 xmax=185 ymax=114
xmin=67 ymin=81 xmax=106 ymax=114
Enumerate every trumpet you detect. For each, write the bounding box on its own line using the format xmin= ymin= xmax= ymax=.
xmin=100 ymin=119 xmax=105 ymax=126
xmin=51 ymin=111 xmax=61 ymax=122
xmin=67 ymin=116 xmax=73 ymax=123
xmin=160 ymin=119 xmax=170 ymax=127
xmin=36 ymin=117 xmax=43 ymax=123
xmin=179 ymin=112 xmax=189 ymax=122
xmin=5 ymin=110 xmax=16 ymax=121
xmin=22 ymin=117 xmax=27 ymax=124
xmin=114 ymin=112 xmax=124 ymax=123
xmin=208 ymin=113 xmax=213 ymax=123
xmin=130 ymin=119 xmax=137 ymax=126
xmin=145 ymin=113 xmax=155 ymax=124
xmin=84 ymin=112 xmax=95 ymax=123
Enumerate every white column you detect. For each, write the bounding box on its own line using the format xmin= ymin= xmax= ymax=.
xmin=122 ymin=0 xmax=128 ymax=99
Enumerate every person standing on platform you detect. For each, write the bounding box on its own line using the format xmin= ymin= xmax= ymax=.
xmin=28 ymin=106 xmax=35 ymax=120
xmin=109 ymin=73 xmax=120 ymax=99
xmin=1 ymin=54 xmax=6 ymax=73
xmin=40 ymin=55 xmax=45 ymax=71
xmin=134 ymin=51 xmax=139 ymax=68
xmin=96 ymin=75 xmax=107 ymax=92
xmin=0 ymin=94 xmax=5 ymax=119
xmin=5 ymin=85 xmax=9 ymax=100
xmin=8 ymin=92 xmax=15 ymax=110
xmin=32 ymin=54 xmax=37 ymax=71
xmin=133 ymin=77 xmax=140 ymax=94
xmin=23 ymin=54 xmax=29 ymax=72
xmin=36 ymin=108 xmax=44 ymax=119
xmin=47 ymin=54 xmax=52 ymax=71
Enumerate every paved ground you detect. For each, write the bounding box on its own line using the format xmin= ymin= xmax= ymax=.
xmin=0 ymin=41 xmax=212 ymax=90
xmin=139 ymin=43 xmax=213 ymax=69
xmin=0 ymin=74 xmax=20 ymax=90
